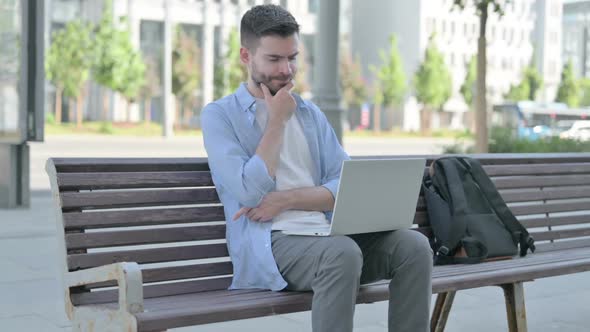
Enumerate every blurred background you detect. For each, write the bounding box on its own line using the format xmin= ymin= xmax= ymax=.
xmin=2 ymin=0 xmax=590 ymax=207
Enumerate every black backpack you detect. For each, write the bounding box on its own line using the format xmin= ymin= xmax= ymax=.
xmin=422 ymin=156 xmax=535 ymax=265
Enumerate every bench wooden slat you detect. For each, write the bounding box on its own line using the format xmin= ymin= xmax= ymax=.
xmin=65 ymin=225 xmax=226 ymax=250
xmin=52 ymin=158 xmax=210 ymax=173
xmin=535 ymin=238 xmax=590 ymax=252
xmin=500 ymin=187 xmax=590 ymax=203
xmin=125 ymin=253 xmax=590 ymax=331
xmin=519 ymin=215 xmax=590 ymax=228
xmin=63 ymin=206 xmax=226 ymax=230
xmin=529 ymin=227 xmax=590 ymax=241
xmin=57 ymin=172 xmax=214 ymax=190
xmin=87 ymin=262 xmax=234 ymax=289
xmin=67 ymin=243 xmax=229 ymax=270
xmin=493 ymin=175 xmax=590 ymax=189
xmin=510 ymin=201 xmax=590 ymax=216
xmin=431 ymin=247 xmax=590 ymax=277
xmin=483 ymin=163 xmax=590 ymax=176
xmin=60 ymin=189 xmax=220 ymax=210
xmin=71 ymin=276 xmax=233 ymax=306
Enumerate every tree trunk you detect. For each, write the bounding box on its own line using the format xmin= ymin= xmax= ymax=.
xmin=475 ymin=3 xmax=489 ymax=153
xmin=76 ymin=94 xmax=84 ymax=129
xmin=373 ymin=103 xmax=381 ymax=134
xmin=144 ymin=98 xmax=151 ymax=124
xmin=68 ymin=99 xmax=75 ymax=125
xmin=102 ymin=90 xmax=110 ymax=121
xmin=125 ymin=98 xmax=131 ymax=123
xmin=421 ymin=106 xmax=431 ymax=135
xmin=55 ymin=86 xmax=63 ymax=124
xmin=175 ymin=98 xmax=182 ymax=130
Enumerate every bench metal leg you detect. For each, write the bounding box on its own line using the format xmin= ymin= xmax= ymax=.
xmin=430 ymin=291 xmax=456 ymax=332
xmin=501 ymin=282 xmax=528 ymax=332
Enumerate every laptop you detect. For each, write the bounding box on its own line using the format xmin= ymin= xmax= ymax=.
xmin=282 ymin=158 xmax=426 ymax=236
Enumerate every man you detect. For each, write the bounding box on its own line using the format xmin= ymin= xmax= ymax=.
xmin=201 ymin=4 xmax=432 ymax=331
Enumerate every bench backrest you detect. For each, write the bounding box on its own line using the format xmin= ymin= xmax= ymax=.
xmin=46 ymin=153 xmax=590 ymax=306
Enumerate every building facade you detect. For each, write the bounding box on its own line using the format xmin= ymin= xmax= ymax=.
xmin=47 ymin=0 xmax=318 ymax=126
xmin=563 ymin=0 xmax=590 ymax=78
xmin=350 ymin=0 xmax=560 ymax=131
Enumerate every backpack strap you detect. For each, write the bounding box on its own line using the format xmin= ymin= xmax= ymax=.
xmin=459 ymin=157 xmax=536 ymax=256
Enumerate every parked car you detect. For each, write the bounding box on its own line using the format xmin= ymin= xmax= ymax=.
xmin=560 ymin=120 xmax=590 ymax=141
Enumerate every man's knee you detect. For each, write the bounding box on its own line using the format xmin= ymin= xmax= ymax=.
xmin=321 ymin=236 xmax=363 ymax=276
xmin=391 ymin=229 xmax=433 ymax=266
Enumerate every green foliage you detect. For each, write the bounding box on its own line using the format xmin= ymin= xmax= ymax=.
xmin=340 ymin=52 xmax=368 ymax=107
xmin=453 ymin=0 xmax=512 ymax=16
xmin=45 ymin=20 xmax=94 ymax=97
xmin=505 ymin=81 xmax=530 ymax=101
xmin=460 ymin=55 xmax=477 ymax=107
xmin=489 ymin=126 xmax=590 ymax=152
xmin=505 ymin=58 xmax=543 ymax=102
xmin=579 ymin=78 xmax=590 ymax=107
xmin=414 ymin=35 xmax=452 ymax=109
xmin=524 ymin=61 xmax=543 ymax=100
xmin=45 ymin=112 xmax=56 ymax=125
xmin=99 ymin=121 xmax=115 ymax=134
xmin=140 ymin=55 xmax=161 ymax=100
xmin=370 ymin=35 xmax=407 ymax=108
xmin=93 ymin=0 xmax=145 ymax=101
xmin=293 ymin=42 xmax=311 ymax=94
xmin=555 ymin=60 xmax=580 ymax=107
xmin=214 ymin=28 xmax=247 ymax=99
xmin=172 ymin=27 xmax=202 ymax=107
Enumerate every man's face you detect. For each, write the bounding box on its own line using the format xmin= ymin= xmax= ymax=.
xmin=243 ymin=34 xmax=299 ymax=95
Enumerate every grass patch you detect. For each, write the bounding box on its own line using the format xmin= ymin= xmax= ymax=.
xmin=45 ymin=121 xmax=202 ymax=137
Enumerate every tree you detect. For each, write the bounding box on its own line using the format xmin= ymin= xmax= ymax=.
xmin=524 ymin=59 xmax=543 ymax=101
xmin=341 ymin=51 xmax=368 ymax=130
xmin=414 ymin=34 xmax=453 ymax=133
xmin=460 ymin=55 xmax=477 ymax=108
xmin=140 ymin=56 xmax=161 ymax=123
xmin=504 ymin=56 xmax=542 ymax=102
xmin=555 ymin=60 xmax=580 ymax=108
xmin=579 ymin=78 xmax=590 ymax=107
xmin=340 ymin=52 xmax=368 ymax=109
xmin=293 ymin=42 xmax=311 ymax=95
xmin=505 ymin=81 xmax=530 ymax=102
xmin=370 ymin=35 xmax=407 ymax=132
xmin=453 ymin=0 xmax=511 ymax=152
xmin=172 ymin=27 xmax=202 ymax=127
xmin=93 ymin=0 xmax=145 ymax=121
xmin=214 ymin=28 xmax=247 ymax=99
xmin=45 ymin=20 xmax=94 ymax=126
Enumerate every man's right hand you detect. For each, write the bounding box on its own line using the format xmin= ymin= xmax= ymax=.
xmin=260 ymin=82 xmax=296 ymax=125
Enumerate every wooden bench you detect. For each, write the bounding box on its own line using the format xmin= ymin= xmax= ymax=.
xmin=45 ymin=153 xmax=590 ymax=332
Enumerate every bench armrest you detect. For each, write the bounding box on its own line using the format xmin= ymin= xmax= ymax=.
xmin=66 ymin=262 xmax=144 ymax=314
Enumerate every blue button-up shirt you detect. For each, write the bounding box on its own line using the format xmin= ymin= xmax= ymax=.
xmin=201 ymin=83 xmax=350 ymax=291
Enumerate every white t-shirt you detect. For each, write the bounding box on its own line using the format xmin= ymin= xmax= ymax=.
xmin=254 ymin=98 xmax=329 ymax=230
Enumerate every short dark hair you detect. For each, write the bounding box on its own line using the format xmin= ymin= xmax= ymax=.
xmin=240 ymin=4 xmax=300 ymax=50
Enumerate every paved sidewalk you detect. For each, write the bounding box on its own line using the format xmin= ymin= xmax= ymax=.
xmin=1 ymin=135 xmax=589 ymax=331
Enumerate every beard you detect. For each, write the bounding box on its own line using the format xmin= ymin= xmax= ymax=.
xmin=250 ymin=62 xmax=294 ymax=96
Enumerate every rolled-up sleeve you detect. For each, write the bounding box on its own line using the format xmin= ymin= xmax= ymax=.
xmin=308 ymin=102 xmax=350 ymax=204
xmin=201 ymin=103 xmax=275 ymax=207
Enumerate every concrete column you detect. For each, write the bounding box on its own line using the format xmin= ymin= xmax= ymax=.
xmin=162 ymin=0 xmax=174 ymax=137
xmin=0 ymin=144 xmax=30 ymax=208
xmin=202 ymin=1 xmax=215 ymax=105
xmin=312 ymin=0 xmax=343 ymax=143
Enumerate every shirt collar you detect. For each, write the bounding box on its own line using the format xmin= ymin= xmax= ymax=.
xmin=235 ymin=83 xmax=256 ymax=113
